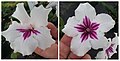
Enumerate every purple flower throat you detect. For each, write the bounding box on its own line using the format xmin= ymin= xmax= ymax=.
xmin=16 ymin=25 xmax=40 ymax=40
xmin=74 ymin=16 xmax=100 ymax=42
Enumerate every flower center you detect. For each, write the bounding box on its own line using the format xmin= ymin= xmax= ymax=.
xmin=86 ymin=28 xmax=90 ymax=32
xmin=74 ymin=16 xmax=100 ymax=42
xmin=16 ymin=25 xmax=40 ymax=40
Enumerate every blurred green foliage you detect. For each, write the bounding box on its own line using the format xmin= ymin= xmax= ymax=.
xmin=2 ymin=1 xmax=57 ymax=59
xmin=11 ymin=52 xmax=21 ymax=59
xmin=101 ymin=2 xmax=118 ymax=21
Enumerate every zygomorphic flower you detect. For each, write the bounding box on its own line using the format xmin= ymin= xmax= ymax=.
xmin=2 ymin=3 xmax=55 ymax=56
xmin=96 ymin=33 xmax=118 ymax=59
xmin=62 ymin=3 xmax=115 ymax=56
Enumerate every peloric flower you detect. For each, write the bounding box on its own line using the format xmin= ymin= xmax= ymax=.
xmin=62 ymin=3 xmax=115 ymax=56
xmin=2 ymin=3 xmax=55 ymax=56
xmin=96 ymin=33 xmax=118 ymax=59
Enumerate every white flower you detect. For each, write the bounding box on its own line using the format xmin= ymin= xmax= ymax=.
xmin=96 ymin=33 xmax=118 ymax=59
xmin=2 ymin=3 xmax=55 ymax=56
xmin=46 ymin=2 xmax=58 ymax=17
xmin=62 ymin=3 xmax=115 ymax=56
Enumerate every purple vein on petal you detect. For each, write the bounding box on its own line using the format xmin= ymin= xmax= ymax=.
xmin=74 ymin=16 xmax=99 ymax=43
xmin=16 ymin=28 xmax=40 ymax=40
xmin=105 ymin=44 xmax=114 ymax=57
xmin=80 ymin=33 xmax=89 ymax=42
xmin=92 ymin=23 xmax=99 ymax=28
xmin=90 ymin=31 xmax=98 ymax=39
xmin=83 ymin=16 xmax=91 ymax=27
xmin=32 ymin=30 xmax=41 ymax=35
xmin=23 ymin=32 xmax=29 ymax=40
xmin=16 ymin=29 xmax=26 ymax=33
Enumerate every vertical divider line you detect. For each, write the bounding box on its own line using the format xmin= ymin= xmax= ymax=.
xmin=58 ymin=1 xmax=60 ymax=60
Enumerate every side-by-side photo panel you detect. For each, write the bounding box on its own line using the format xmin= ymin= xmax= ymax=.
xmin=1 ymin=1 xmax=119 ymax=60
xmin=1 ymin=1 xmax=58 ymax=59
xmin=59 ymin=1 xmax=118 ymax=59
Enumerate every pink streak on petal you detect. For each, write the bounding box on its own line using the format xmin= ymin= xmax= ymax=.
xmin=91 ymin=23 xmax=99 ymax=28
xmin=80 ymin=33 xmax=89 ymax=42
xmin=23 ymin=32 xmax=29 ymax=40
xmin=90 ymin=31 xmax=98 ymax=39
xmin=32 ymin=30 xmax=40 ymax=35
xmin=17 ymin=28 xmax=40 ymax=40
xmin=83 ymin=16 xmax=91 ymax=27
xmin=16 ymin=29 xmax=26 ymax=33
xmin=92 ymin=26 xmax=99 ymax=30
xmin=105 ymin=44 xmax=114 ymax=57
xmin=77 ymin=24 xmax=86 ymax=29
xmin=27 ymin=31 xmax=31 ymax=38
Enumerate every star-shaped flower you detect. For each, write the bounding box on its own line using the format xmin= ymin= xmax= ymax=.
xmin=96 ymin=33 xmax=118 ymax=59
xmin=62 ymin=3 xmax=115 ymax=56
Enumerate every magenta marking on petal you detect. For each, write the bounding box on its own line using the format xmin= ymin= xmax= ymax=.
xmin=90 ymin=32 xmax=98 ymax=39
xmin=27 ymin=31 xmax=31 ymax=38
xmin=92 ymin=26 xmax=99 ymax=30
xmin=106 ymin=50 xmax=110 ymax=57
xmin=16 ymin=28 xmax=40 ymax=40
xmin=77 ymin=29 xmax=85 ymax=32
xmin=105 ymin=44 xmax=114 ymax=57
xmin=77 ymin=24 xmax=85 ymax=29
xmin=74 ymin=26 xmax=84 ymax=30
xmin=16 ymin=29 xmax=26 ymax=33
xmin=32 ymin=30 xmax=41 ymax=35
xmin=80 ymin=33 xmax=89 ymax=42
xmin=23 ymin=32 xmax=28 ymax=40
xmin=83 ymin=16 xmax=91 ymax=27
xmin=109 ymin=47 xmax=114 ymax=52
xmin=92 ymin=23 xmax=100 ymax=28
xmin=91 ymin=23 xmax=97 ymax=27
xmin=74 ymin=16 xmax=100 ymax=43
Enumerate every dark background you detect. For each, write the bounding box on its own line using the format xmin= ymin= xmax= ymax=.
xmin=59 ymin=1 xmax=118 ymax=59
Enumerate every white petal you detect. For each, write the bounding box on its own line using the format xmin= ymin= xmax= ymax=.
xmin=46 ymin=2 xmax=58 ymax=17
xmin=27 ymin=1 xmax=38 ymax=10
xmin=62 ymin=16 xmax=79 ymax=37
xmin=112 ymin=38 xmax=118 ymax=52
xmin=94 ymin=13 xmax=115 ymax=32
xmin=10 ymin=35 xmax=38 ymax=56
xmin=56 ymin=6 xmax=58 ymax=17
xmin=30 ymin=5 xmax=52 ymax=27
xmin=46 ymin=2 xmax=58 ymax=8
xmin=2 ymin=21 xmax=21 ymax=42
xmin=90 ymin=32 xmax=108 ymax=49
xmin=95 ymin=51 xmax=107 ymax=59
xmin=103 ymin=38 xmax=117 ymax=58
xmin=112 ymin=33 xmax=118 ymax=46
xmin=75 ymin=3 xmax=96 ymax=21
xmin=34 ymin=27 xmax=55 ymax=50
xmin=70 ymin=34 xmax=91 ymax=56
xmin=106 ymin=33 xmax=118 ymax=58
xmin=12 ymin=3 xmax=30 ymax=24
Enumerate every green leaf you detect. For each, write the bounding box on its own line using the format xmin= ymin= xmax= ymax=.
xmin=11 ymin=52 xmax=21 ymax=59
xmin=101 ymin=3 xmax=117 ymax=17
